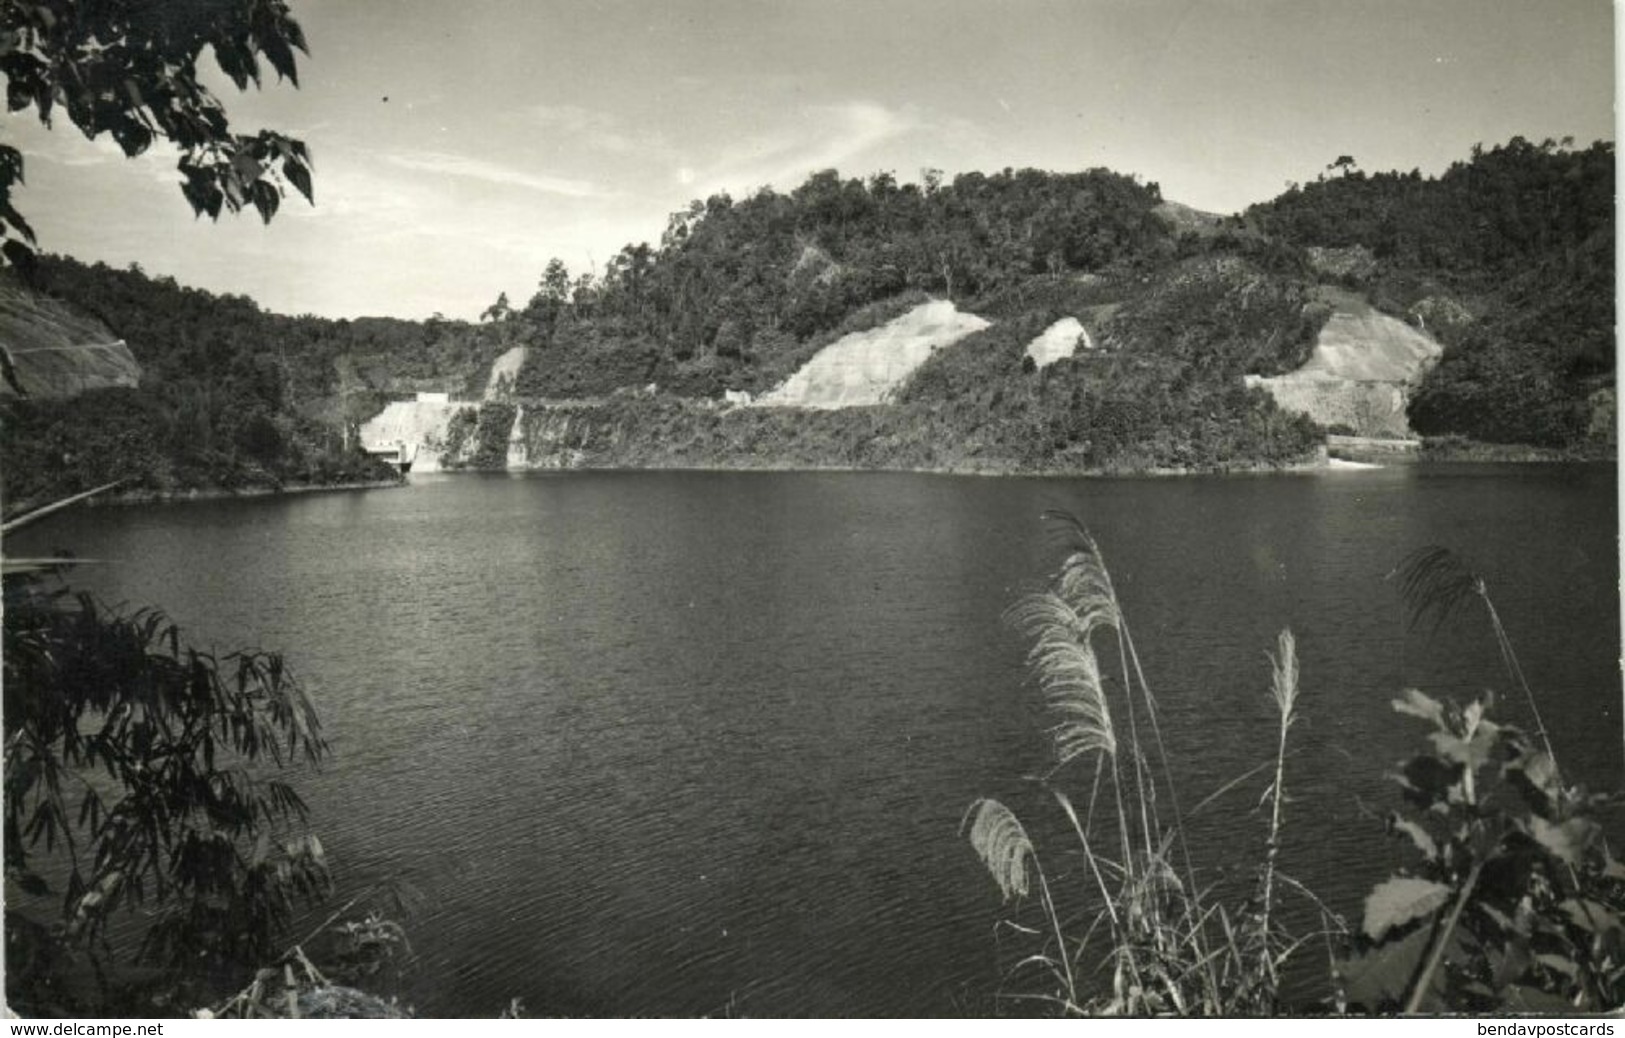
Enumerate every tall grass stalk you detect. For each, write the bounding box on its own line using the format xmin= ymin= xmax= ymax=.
xmin=964 ymin=798 xmax=1077 ymax=1005
xmin=972 ymin=516 xmax=1313 ymax=1015
xmin=1258 ymin=629 xmax=1299 ymax=988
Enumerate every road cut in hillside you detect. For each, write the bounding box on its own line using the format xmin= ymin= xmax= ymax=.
xmin=757 ymin=300 xmax=990 ymax=408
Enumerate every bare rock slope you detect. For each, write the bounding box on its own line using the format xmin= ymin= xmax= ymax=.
xmin=1247 ymin=293 xmax=1441 ymax=438
xmin=0 ymin=280 xmax=141 ymax=398
xmin=1024 ymin=317 xmax=1093 ymax=369
xmin=757 ymin=300 xmax=990 ymax=409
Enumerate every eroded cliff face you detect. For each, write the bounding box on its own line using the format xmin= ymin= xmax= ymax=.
xmin=512 ymin=404 xmax=621 ymax=468
xmin=1246 ymin=299 xmax=1442 ymax=438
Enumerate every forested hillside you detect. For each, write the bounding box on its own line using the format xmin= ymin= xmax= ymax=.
xmin=508 ymin=167 xmax=1173 ymax=398
xmin=1 ymin=260 xmax=510 ymax=504
xmin=1243 ymin=138 xmax=1614 ymax=446
xmin=2 ymin=139 xmax=1612 ymax=502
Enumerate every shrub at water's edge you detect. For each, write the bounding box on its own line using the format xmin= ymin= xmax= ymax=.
xmin=4 ymin=562 xmax=328 ymax=1013
xmin=967 ymin=524 xmax=1622 ymax=1015
xmin=1336 ymin=688 xmax=1623 ymax=1013
xmin=2 ymin=550 xmax=412 ymax=1017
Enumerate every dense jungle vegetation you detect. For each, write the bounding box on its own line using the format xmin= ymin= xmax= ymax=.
xmin=2 ymin=138 xmax=1613 ymax=503
xmin=0 ymin=258 xmax=514 ymax=504
xmin=1242 ymin=138 xmax=1615 ymax=447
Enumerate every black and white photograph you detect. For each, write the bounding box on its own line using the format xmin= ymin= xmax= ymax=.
xmin=0 ymin=0 xmax=1618 ymax=1020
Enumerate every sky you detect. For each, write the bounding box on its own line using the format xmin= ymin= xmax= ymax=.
xmin=6 ymin=0 xmax=1616 ymax=320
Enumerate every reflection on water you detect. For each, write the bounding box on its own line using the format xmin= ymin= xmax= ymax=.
xmin=13 ymin=464 xmax=1618 ymax=1015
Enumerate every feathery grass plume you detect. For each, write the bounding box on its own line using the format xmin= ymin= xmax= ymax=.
xmin=1042 ymin=511 xmax=1123 ymax=637
xmin=1041 ymin=511 xmax=1196 ymax=965
xmin=1390 ymin=546 xmax=1557 ymax=775
xmin=1268 ymin=629 xmax=1299 ymax=730
xmin=1257 ymin=628 xmax=1299 ymax=994
xmin=1005 ymin=592 xmax=1117 ymax=764
xmin=965 ymin=796 xmax=1080 ymax=1005
xmin=965 ymin=798 xmax=1034 ymax=901
xmin=1005 ymin=564 xmax=1139 ymax=904
xmin=1390 ymin=545 xmax=1483 ymax=635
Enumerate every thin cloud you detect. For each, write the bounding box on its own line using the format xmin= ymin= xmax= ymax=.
xmin=524 ymin=103 xmax=650 ymax=156
xmin=683 ymin=100 xmax=927 ymax=194
xmin=384 ymin=149 xmax=610 ymax=198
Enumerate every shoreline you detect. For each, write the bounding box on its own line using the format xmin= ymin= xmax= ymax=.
xmin=439 ymin=451 xmax=1333 ymax=479
xmin=436 ymin=455 xmax=1504 ymax=480
xmin=66 ymin=447 xmax=1617 ymax=510
xmin=441 ymin=446 xmax=1615 ymax=480
xmin=1417 ymin=440 xmax=1616 ymax=464
xmin=84 ymin=478 xmax=405 ymax=507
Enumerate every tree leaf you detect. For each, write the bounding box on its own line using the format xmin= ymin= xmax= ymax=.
xmin=1394 ymin=753 xmax=1461 ymax=809
xmin=1531 ymin=815 xmax=1599 ymax=867
xmin=1506 ymin=749 xmax=1561 ymax=817
xmin=1429 ymin=718 xmax=1499 ymax=771
xmin=1392 ymin=687 xmax=1444 ymax=725
xmin=1560 ymin=898 xmax=1621 ymax=937
xmin=283 ymin=155 xmax=313 ymax=204
xmin=1533 ymin=952 xmax=1579 ymax=979
xmin=1504 ymin=984 xmax=1576 ymax=1012
xmin=251 ymin=179 xmax=279 ymax=224
xmin=1337 ymin=924 xmax=1432 ymax=1008
xmin=1387 ymin=812 xmax=1438 ymax=861
xmin=1363 ymin=876 xmax=1452 ymax=941
xmin=13 ymin=870 xmax=49 ymax=896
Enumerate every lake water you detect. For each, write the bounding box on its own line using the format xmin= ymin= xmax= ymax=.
xmin=11 ymin=465 xmax=1620 ymax=1016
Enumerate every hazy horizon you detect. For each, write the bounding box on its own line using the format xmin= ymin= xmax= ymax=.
xmin=7 ymin=0 xmax=1614 ymax=321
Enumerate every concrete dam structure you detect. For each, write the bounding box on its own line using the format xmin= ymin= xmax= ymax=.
xmin=359 ymin=395 xmax=466 ymax=472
